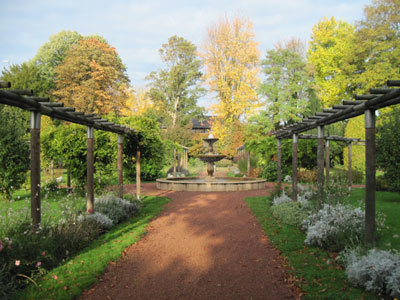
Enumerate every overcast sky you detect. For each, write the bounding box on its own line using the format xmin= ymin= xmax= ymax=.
xmin=0 ymin=0 xmax=370 ymax=108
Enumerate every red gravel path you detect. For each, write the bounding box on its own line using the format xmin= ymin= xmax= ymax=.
xmin=80 ymin=182 xmax=298 ymax=300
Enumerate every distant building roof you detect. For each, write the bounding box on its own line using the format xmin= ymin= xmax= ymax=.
xmin=192 ymin=116 xmax=212 ymax=130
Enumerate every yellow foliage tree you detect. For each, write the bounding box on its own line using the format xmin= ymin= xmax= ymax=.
xmin=121 ymin=87 xmax=154 ymax=117
xmin=344 ymin=115 xmax=365 ymax=172
xmin=200 ymin=15 xmax=261 ymax=157
xmin=307 ymin=17 xmax=355 ymax=108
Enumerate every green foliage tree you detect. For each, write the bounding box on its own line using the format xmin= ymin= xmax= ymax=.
xmin=0 ymin=62 xmax=47 ymax=96
xmin=353 ymin=0 xmax=400 ymax=93
xmin=0 ymin=105 xmax=30 ymax=199
xmin=52 ymin=37 xmax=130 ymax=115
xmin=122 ymin=116 xmax=166 ymax=181
xmin=41 ymin=122 xmax=117 ymax=192
xmin=146 ymin=35 xmax=205 ymax=145
xmin=376 ymin=107 xmax=400 ymax=192
xmin=32 ymin=30 xmax=83 ymax=95
xmin=260 ymin=38 xmax=317 ymax=129
xmin=307 ymin=17 xmax=356 ymax=107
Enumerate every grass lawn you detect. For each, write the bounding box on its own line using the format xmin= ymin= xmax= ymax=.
xmin=16 ymin=195 xmax=170 ymax=300
xmin=245 ymin=196 xmax=378 ymax=300
xmin=348 ymin=188 xmax=400 ymax=251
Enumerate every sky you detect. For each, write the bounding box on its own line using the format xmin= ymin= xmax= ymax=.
xmin=0 ymin=0 xmax=371 ymax=108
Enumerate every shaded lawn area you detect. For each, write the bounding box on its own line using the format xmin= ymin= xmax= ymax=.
xmin=16 ymin=195 xmax=170 ymax=300
xmin=348 ymin=188 xmax=400 ymax=251
xmin=245 ymin=196 xmax=378 ymax=300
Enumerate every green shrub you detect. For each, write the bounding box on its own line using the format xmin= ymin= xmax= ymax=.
xmin=376 ymin=175 xmax=389 ymax=191
xmin=377 ymin=108 xmax=400 ymax=192
xmin=271 ymin=201 xmax=309 ymax=228
xmin=260 ymin=160 xmax=278 ymax=181
xmin=0 ymin=106 xmax=30 ymax=199
xmin=42 ymin=179 xmax=59 ymax=193
xmin=237 ymin=156 xmax=258 ymax=174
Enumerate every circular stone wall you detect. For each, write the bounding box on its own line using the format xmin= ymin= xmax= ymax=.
xmin=156 ymin=177 xmax=266 ymax=192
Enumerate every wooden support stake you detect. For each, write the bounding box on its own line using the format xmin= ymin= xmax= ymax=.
xmin=67 ymin=166 xmax=71 ymax=193
xmin=365 ymin=109 xmax=376 ymax=247
xmin=317 ymin=126 xmax=325 ymax=207
xmin=87 ymin=127 xmax=94 ymax=213
xmin=292 ymin=134 xmax=298 ymax=202
xmin=348 ymin=143 xmax=352 ymax=192
xmin=325 ymin=140 xmax=330 ymax=184
xmin=247 ymin=151 xmax=251 ymax=177
xmin=277 ymin=139 xmax=282 ymax=188
xmin=117 ymin=134 xmax=124 ymax=199
xmin=30 ymin=111 xmax=41 ymax=228
xmin=173 ymin=148 xmax=177 ymax=177
xmin=136 ymin=149 xmax=141 ymax=201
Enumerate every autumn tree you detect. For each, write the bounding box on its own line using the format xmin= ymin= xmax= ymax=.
xmin=121 ymin=87 xmax=154 ymax=117
xmin=52 ymin=37 xmax=130 ymax=115
xmin=259 ymin=38 xmax=318 ymax=130
xmin=32 ymin=30 xmax=83 ymax=95
xmin=200 ymin=15 xmax=260 ymax=157
xmin=307 ymin=17 xmax=355 ymax=107
xmin=146 ymin=35 xmax=204 ymax=145
xmin=353 ymin=0 xmax=400 ymax=93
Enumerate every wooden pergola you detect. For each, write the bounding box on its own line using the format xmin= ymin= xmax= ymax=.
xmin=273 ymin=80 xmax=400 ymax=246
xmin=277 ymin=134 xmax=364 ymax=194
xmin=0 ymin=81 xmax=136 ymax=228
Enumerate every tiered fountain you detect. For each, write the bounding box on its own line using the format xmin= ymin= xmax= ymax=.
xmin=156 ymin=134 xmax=266 ymax=192
xmin=197 ymin=134 xmax=226 ymax=179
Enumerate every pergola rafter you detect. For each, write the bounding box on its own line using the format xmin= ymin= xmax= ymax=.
xmin=273 ymin=80 xmax=400 ymax=247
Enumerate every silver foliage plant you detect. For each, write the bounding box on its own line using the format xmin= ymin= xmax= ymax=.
xmin=78 ymin=212 xmax=113 ymax=230
xmin=302 ymin=204 xmax=365 ymax=251
xmin=94 ymin=195 xmax=140 ymax=224
xmin=343 ymin=248 xmax=400 ymax=298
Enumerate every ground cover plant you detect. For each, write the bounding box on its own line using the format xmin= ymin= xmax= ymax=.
xmin=246 ymin=196 xmax=378 ymax=299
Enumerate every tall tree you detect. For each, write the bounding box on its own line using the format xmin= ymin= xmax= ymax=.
xmin=121 ymin=87 xmax=154 ymax=117
xmin=353 ymin=0 xmax=400 ymax=93
xmin=146 ymin=35 xmax=204 ymax=143
xmin=32 ymin=30 xmax=83 ymax=95
xmin=1 ymin=62 xmax=44 ymax=95
xmin=52 ymin=38 xmax=130 ymax=115
xmin=200 ymin=15 xmax=260 ymax=157
xmin=260 ymin=38 xmax=317 ymax=130
xmin=307 ymin=17 xmax=355 ymax=107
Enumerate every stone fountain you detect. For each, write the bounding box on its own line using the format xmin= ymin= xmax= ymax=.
xmin=197 ymin=134 xmax=225 ymax=179
xmin=156 ymin=134 xmax=266 ymax=192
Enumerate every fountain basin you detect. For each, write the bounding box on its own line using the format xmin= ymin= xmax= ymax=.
xmin=156 ymin=177 xmax=266 ymax=192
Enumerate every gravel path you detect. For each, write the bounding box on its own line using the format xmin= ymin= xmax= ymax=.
xmin=80 ymin=182 xmax=298 ymax=300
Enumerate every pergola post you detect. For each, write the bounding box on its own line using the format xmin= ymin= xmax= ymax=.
xmin=136 ymin=149 xmax=141 ymax=201
xmin=365 ymin=109 xmax=376 ymax=247
xmin=348 ymin=142 xmax=353 ymax=192
xmin=325 ymin=139 xmax=330 ymax=184
xmin=117 ymin=134 xmax=124 ymax=199
xmin=30 ymin=111 xmax=41 ymax=228
xmin=87 ymin=126 xmax=94 ymax=213
xmin=277 ymin=138 xmax=282 ymax=189
xmin=292 ymin=133 xmax=298 ymax=202
xmin=173 ymin=148 xmax=177 ymax=177
xmin=317 ymin=126 xmax=325 ymax=207
xmin=247 ymin=151 xmax=251 ymax=177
